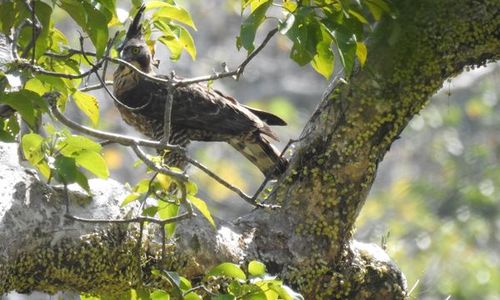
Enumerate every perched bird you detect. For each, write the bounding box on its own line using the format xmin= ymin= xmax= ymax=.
xmin=113 ymin=5 xmax=288 ymax=178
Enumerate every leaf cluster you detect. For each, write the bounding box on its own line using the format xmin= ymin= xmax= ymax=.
xmin=81 ymin=260 xmax=303 ymax=300
xmin=238 ymin=0 xmax=393 ymax=78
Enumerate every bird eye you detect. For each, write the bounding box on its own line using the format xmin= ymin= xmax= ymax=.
xmin=131 ymin=47 xmax=140 ymax=54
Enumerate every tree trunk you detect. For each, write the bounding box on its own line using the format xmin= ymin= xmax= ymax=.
xmin=1 ymin=0 xmax=498 ymax=298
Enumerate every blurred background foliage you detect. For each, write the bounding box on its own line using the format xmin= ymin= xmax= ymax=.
xmin=356 ymin=66 xmax=500 ymax=300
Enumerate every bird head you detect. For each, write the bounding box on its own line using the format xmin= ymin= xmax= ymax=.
xmin=119 ymin=4 xmax=153 ymax=72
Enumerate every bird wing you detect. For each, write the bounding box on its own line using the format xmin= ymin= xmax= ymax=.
xmin=150 ymin=81 xmax=280 ymax=141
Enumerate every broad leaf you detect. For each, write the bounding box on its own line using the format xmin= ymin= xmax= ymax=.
xmin=0 ymin=90 xmax=46 ymax=128
xmin=248 ymin=261 xmax=266 ymax=277
xmin=158 ymin=201 xmax=179 ymax=237
xmin=238 ymin=1 xmax=271 ymax=52
xmin=356 ymin=41 xmax=368 ymax=66
xmin=151 ymin=3 xmax=196 ymax=29
xmin=73 ymin=91 xmax=99 ymax=127
xmin=207 ymin=263 xmax=247 ymax=280
xmin=187 ymin=195 xmax=215 ymax=228
xmin=74 ymin=150 xmax=109 ymax=178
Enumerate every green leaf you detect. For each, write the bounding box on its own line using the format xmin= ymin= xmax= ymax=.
xmin=0 ymin=90 xmax=46 ymax=128
xmin=0 ymin=2 xmax=15 ymax=35
xmin=207 ymin=263 xmax=247 ymax=280
xmin=0 ymin=115 xmax=20 ymax=143
xmin=53 ymin=156 xmax=78 ymax=184
xmin=248 ymin=261 xmax=266 ymax=277
xmin=347 ymin=8 xmax=369 ymax=24
xmin=286 ymin=8 xmax=322 ymax=66
xmin=211 ymin=296 xmax=236 ymax=300
xmin=151 ymin=3 xmax=196 ymax=29
xmin=122 ymin=192 xmax=141 ymax=207
xmin=187 ymin=195 xmax=215 ymax=228
xmin=47 ymin=28 xmax=69 ymax=52
xmin=156 ymin=22 xmax=196 ymax=61
xmin=25 ymin=78 xmax=49 ymax=96
xmin=59 ymin=0 xmax=109 ymax=57
xmin=73 ymin=91 xmax=99 ymax=127
xmin=21 ymin=133 xmax=50 ymax=178
xmin=74 ymin=150 xmax=109 ymax=178
xmin=242 ymin=0 xmax=270 ymax=13
xmin=59 ymin=135 xmax=102 ymax=155
xmin=331 ymin=27 xmax=357 ymax=76
xmin=270 ymin=285 xmax=304 ymax=300
xmin=177 ymin=26 xmax=196 ymax=60
xmin=239 ymin=1 xmax=271 ymax=52
xmin=364 ymin=0 xmax=391 ymax=21
xmin=158 ymin=202 xmax=179 ymax=237
xmin=150 ymin=290 xmax=170 ymax=300
xmin=311 ymin=24 xmax=334 ymax=78
xmin=356 ymin=41 xmax=367 ymax=66
xmin=183 ymin=292 xmax=201 ymax=300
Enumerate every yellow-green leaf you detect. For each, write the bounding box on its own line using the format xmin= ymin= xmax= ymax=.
xmin=122 ymin=192 xmax=141 ymax=207
xmin=207 ymin=263 xmax=246 ymax=280
xmin=178 ymin=26 xmax=196 ymax=60
xmin=248 ymin=260 xmax=266 ymax=277
xmin=21 ymin=133 xmax=50 ymax=178
xmin=74 ymin=150 xmax=109 ymax=178
xmin=188 ymin=195 xmax=215 ymax=228
xmin=73 ymin=91 xmax=99 ymax=127
xmin=151 ymin=3 xmax=196 ymax=29
xmin=356 ymin=42 xmax=368 ymax=66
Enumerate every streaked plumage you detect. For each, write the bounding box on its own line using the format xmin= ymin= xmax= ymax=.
xmin=113 ymin=5 xmax=288 ymax=177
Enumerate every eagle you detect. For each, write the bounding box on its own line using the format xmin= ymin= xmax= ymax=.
xmin=113 ymin=5 xmax=288 ymax=178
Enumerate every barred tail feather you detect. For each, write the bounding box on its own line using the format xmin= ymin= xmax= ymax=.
xmin=229 ymin=136 xmax=288 ymax=178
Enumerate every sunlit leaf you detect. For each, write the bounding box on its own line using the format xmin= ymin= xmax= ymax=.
xmin=311 ymin=25 xmax=334 ymax=78
xmin=22 ymin=133 xmax=50 ymax=178
xmin=74 ymin=150 xmax=109 ymax=178
xmin=248 ymin=260 xmax=266 ymax=277
xmin=187 ymin=195 xmax=215 ymax=228
xmin=59 ymin=135 xmax=102 ymax=155
xmin=151 ymin=2 xmax=196 ymax=29
xmin=73 ymin=91 xmax=99 ymax=127
xmin=121 ymin=192 xmax=141 ymax=207
xmin=239 ymin=1 xmax=271 ymax=52
xmin=177 ymin=26 xmax=196 ymax=60
xmin=207 ymin=263 xmax=247 ymax=280
xmin=0 ymin=90 xmax=46 ymax=128
xmin=183 ymin=292 xmax=201 ymax=300
xmin=158 ymin=201 xmax=179 ymax=237
xmin=150 ymin=289 xmax=170 ymax=300
xmin=0 ymin=115 xmax=20 ymax=143
xmin=356 ymin=41 xmax=367 ymax=66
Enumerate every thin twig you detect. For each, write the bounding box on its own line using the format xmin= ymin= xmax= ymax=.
xmin=47 ymin=98 xmax=181 ymax=151
xmin=188 ymin=158 xmax=281 ymax=209
xmin=251 ymin=137 xmax=305 ymax=203
xmin=174 ymin=28 xmax=279 ymax=86
xmin=183 ymin=285 xmax=216 ymax=297
xmin=43 ymin=27 xmax=279 ymax=87
xmin=78 ymin=81 xmax=113 ymax=92
xmin=65 ymin=212 xmax=192 ymax=226
xmin=15 ymin=59 xmax=103 ymax=79
xmin=131 ymin=144 xmax=187 ymax=180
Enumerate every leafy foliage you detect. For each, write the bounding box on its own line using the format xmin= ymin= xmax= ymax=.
xmin=238 ymin=0 xmax=393 ymax=78
xmin=81 ymin=260 xmax=302 ymax=299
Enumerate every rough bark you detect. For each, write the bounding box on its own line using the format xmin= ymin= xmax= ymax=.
xmin=1 ymin=0 xmax=499 ymax=298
